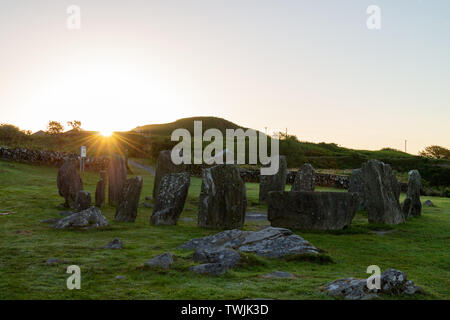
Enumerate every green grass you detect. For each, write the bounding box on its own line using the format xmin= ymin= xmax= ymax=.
xmin=0 ymin=160 xmax=449 ymax=300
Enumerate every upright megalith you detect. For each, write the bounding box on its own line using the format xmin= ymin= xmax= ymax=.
xmin=259 ymin=155 xmax=287 ymax=203
xmin=75 ymin=190 xmax=91 ymax=212
xmin=361 ymin=159 xmax=404 ymax=224
xmin=349 ymin=168 xmax=366 ymax=211
xmin=153 ymin=150 xmax=187 ymax=199
xmin=151 ymin=172 xmax=190 ymax=225
xmin=291 ymin=163 xmax=315 ymax=192
xmin=402 ymin=170 xmax=422 ymax=218
xmin=267 ymin=191 xmax=358 ymax=230
xmin=115 ymin=176 xmax=143 ymax=222
xmin=108 ymin=154 xmax=127 ymax=206
xmin=57 ymin=159 xmax=83 ymax=209
xmin=198 ymin=164 xmax=247 ymax=229
xmin=95 ymin=170 xmax=107 ymax=207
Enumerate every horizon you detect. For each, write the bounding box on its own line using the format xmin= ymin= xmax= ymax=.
xmin=1 ymin=0 xmax=449 ymax=155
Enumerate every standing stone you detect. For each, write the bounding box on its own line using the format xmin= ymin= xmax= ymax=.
xmin=402 ymin=170 xmax=422 ymax=218
xmin=108 ymin=154 xmax=127 ymax=206
xmin=115 ymin=176 xmax=143 ymax=222
xmin=151 ymin=172 xmax=190 ymax=225
xmin=198 ymin=164 xmax=247 ymax=229
xmin=361 ymin=159 xmax=404 ymax=224
xmin=74 ymin=190 xmax=91 ymax=212
xmin=57 ymin=159 xmax=83 ymax=209
xmin=259 ymin=155 xmax=287 ymax=203
xmin=349 ymin=168 xmax=366 ymax=211
xmin=153 ymin=150 xmax=186 ymax=199
xmin=95 ymin=170 xmax=107 ymax=207
xmin=291 ymin=163 xmax=315 ymax=192
xmin=267 ymin=191 xmax=358 ymax=230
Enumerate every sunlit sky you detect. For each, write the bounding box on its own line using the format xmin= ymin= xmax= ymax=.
xmin=1 ymin=0 xmax=449 ymax=154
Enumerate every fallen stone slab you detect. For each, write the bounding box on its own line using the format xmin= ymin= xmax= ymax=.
xmin=145 ymin=252 xmax=173 ymax=269
xmin=267 ymin=191 xmax=358 ymax=230
xmin=52 ymin=206 xmax=109 ymax=230
xmin=321 ymin=268 xmax=423 ymax=300
xmin=245 ymin=212 xmax=268 ymax=221
xmin=59 ymin=211 xmax=73 ymax=216
xmin=180 ymin=226 xmax=318 ymax=258
xmin=191 ymin=248 xmax=240 ymax=275
xmin=41 ymin=217 xmax=61 ymax=224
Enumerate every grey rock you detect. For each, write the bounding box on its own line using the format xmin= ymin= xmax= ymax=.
xmin=267 ymin=191 xmax=358 ymax=230
xmin=108 ymin=154 xmax=127 ymax=206
xmin=322 ymin=268 xmax=423 ymax=300
xmin=349 ymin=168 xmax=366 ymax=211
xmin=115 ymin=275 xmax=126 ymax=280
xmin=52 ymin=206 xmax=109 ymax=230
xmin=262 ymin=271 xmax=295 ymax=279
xmin=198 ymin=164 xmax=247 ymax=229
xmin=45 ymin=258 xmax=70 ymax=265
xmin=259 ymin=156 xmax=287 ymax=203
xmin=153 ymin=150 xmax=187 ymax=199
xmin=361 ymin=160 xmax=404 ymax=224
xmin=115 ymin=176 xmax=143 ymax=222
xmin=74 ymin=190 xmax=91 ymax=212
xmin=151 ymin=172 xmax=190 ymax=225
xmin=423 ymin=200 xmax=435 ymax=207
xmin=104 ymin=238 xmax=123 ymax=249
xmin=191 ymin=248 xmax=240 ymax=275
xmin=41 ymin=217 xmax=61 ymax=224
xmin=57 ymin=160 xmax=83 ymax=209
xmin=145 ymin=252 xmax=173 ymax=269
xmin=291 ymin=163 xmax=315 ymax=192
xmin=180 ymin=226 xmax=318 ymax=258
xmin=403 ymin=170 xmax=422 ymax=218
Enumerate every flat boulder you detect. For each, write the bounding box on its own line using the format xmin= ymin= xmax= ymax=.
xmin=259 ymin=155 xmax=287 ymax=204
xmin=402 ymin=170 xmax=422 ymax=218
xmin=423 ymin=200 xmax=435 ymax=207
xmin=190 ymin=248 xmax=240 ymax=275
xmin=145 ymin=252 xmax=173 ymax=269
xmin=361 ymin=160 xmax=404 ymax=224
xmin=348 ymin=168 xmax=366 ymax=211
xmin=52 ymin=206 xmax=109 ymax=230
xmin=153 ymin=150 xmax=187 ymax=199
xmin=151 ymin=172 xmax=190 ymax=225
xmin=198 ymin=164 xmax=247 ymax=229
xmin=115 ymin=176 xmax=143 ymax=222
xmin=322 ymin=269 xmax=423 ymax=300
xmin=180 ymin=226 xmax=318 ymax=258
xmin=291 ymin=163 xmax=315 ymax=192
xmin=267 ymin=191 xmax=358 ymax=230
xmin=57 ymin=160 xmax=83 ymax=209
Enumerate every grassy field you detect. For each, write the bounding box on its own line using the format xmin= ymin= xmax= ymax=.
xmin=0 ymin=159 xmax=449 ymax=300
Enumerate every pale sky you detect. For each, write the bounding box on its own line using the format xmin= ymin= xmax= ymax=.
xmin=0 ymin=0 xmax=449 ymax=154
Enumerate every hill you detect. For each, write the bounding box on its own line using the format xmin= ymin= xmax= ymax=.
xmin=134 ymin=116 xmax=249 ymax=136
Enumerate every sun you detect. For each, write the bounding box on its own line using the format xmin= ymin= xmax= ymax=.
xmin=99 ymin=129 xmax=114 ymax=137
